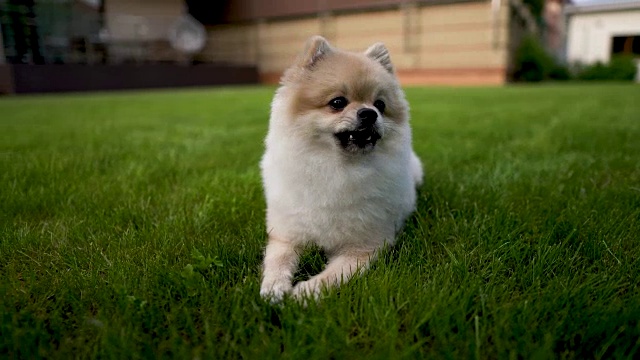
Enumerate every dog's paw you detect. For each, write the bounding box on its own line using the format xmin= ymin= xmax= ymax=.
xmin=260 ymin=281 xmax=292 ymax=303
xmin=291 ymin=280 xmax=322 ymax=302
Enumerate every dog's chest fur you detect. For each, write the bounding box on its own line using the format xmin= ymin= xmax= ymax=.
xmin=261 ymin=129 xmax=416 ymax=251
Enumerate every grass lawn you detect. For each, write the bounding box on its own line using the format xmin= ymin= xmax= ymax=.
xmin=1 ymin=84 xmax=639 ymax=358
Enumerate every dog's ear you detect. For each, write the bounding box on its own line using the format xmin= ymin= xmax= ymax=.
xmin=365 ymin=42 xmax=394 ymax=73
xmin=299 ymin=36 xmax=332 ymax=68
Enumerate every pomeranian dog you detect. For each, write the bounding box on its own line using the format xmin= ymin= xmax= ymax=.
xmin=260 ymin=36 xmax=423 ymax=301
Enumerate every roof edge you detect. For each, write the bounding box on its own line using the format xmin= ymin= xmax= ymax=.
xmin=565 ymin=1 xmax=640 ymax=15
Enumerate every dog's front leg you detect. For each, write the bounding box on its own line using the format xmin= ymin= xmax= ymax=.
xmin=260 ymin=235 xmax=300 ymax=302
xmin=292 ymin=248 xmax=375 ymax=300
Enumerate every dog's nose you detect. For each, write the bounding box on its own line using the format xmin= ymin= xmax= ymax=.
xmin=357 ymin=108 xmax=378 ymax=127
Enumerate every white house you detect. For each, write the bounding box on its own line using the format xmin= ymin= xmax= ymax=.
xmin=565 ymin=0 xmax=640 ymax=69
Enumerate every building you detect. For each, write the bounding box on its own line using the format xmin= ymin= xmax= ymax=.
xmin=0 ymin=0 xmax=257 ymax=93
xmin=103 ymin=0 xmax=533 ymax=85
xmin=199 ymin=0 xmax=514 ymax=85
xmin=565 ymin=0 xmax=640 ymax=65
xmin=1 ymin=0 xmax=543 ymax=91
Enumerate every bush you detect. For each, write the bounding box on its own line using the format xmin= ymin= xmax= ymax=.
xmin=548 ymin=63 xmax=572 ymax=80
xmin=576 ymin=62 xmax=609 ymax=80
xmin=576 ymin=55 xmax=637 ymax=81
xmin=608 ymin=55 xmax=637 ymax=80
xmin=522 ymin=0 xmax=545 ymax=19
xmin=513 ymin=35 xmax=555 ymax=82
xmin=513 ymin=35 xmax=638 ymax=82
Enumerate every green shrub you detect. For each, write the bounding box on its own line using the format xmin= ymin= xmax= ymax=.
xmin=576 ymin=55 xmax=637 ymax=81
xmin=608 ymin=55 xmax=637 ymax=80
xmin=522 ymin=0 xmax=545 ymax=19
xmin=548 ymin=63 xmax=572 ymax=80
xmin=576 ymin=62 xmax=610 ymax=80
xmin=513 ymin=35 xmax=554 ymax=82
xmin=513 ymin=35 xmax=638 ymax=82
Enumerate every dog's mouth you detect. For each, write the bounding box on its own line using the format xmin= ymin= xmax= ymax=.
xmin=334 ymin=127 xmax=381 ymax=153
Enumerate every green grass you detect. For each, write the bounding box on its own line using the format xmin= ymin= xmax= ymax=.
xmin=1 ymin=84 xmax=639 ymax=359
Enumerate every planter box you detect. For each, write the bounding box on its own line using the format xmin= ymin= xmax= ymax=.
xmin=0 ymin=65 xmax=14 ymax=94
xmin=6 ymin=64 xmax=258 ymax=94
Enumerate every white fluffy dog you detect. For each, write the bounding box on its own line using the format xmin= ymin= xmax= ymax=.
xmin=260 ymin=36 xmax=423 ymax=301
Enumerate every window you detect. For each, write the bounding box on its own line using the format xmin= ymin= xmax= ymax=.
xmin=611 ymin=35 xmax=640 ymax=56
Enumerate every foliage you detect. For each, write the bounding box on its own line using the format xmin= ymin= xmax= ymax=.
xmin=513 ymin=35 xmax=556 ymax=82
xmin=522 ymin=0 xmax=545 ymax=19
xmin=514 ymin=35 xmax=638 ymax=82
xmin=547 ymin=63 xmax=572 ymax=80
xmin=1 ymin=85 xmax=640 ymax=358
xmin=576 ymin=55 xmax=638 ymax=81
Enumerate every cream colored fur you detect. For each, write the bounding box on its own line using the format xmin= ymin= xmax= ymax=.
xmin=260 ymin=36 xmax=423 ymax=301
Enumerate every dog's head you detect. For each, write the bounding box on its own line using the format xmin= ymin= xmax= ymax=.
xmin=275 ymin=36 xmax=409 ymax=155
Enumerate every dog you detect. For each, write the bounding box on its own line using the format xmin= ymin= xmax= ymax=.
xmin=260 ymin=36 xmax=423 ymax=301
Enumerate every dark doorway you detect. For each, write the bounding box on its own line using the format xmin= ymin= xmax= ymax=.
xmin=611 ymin=35 xmax=640 ymax=57
xmin=184 ymin=0 xmax=230 ymax=25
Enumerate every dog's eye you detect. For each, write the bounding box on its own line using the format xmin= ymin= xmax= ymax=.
xmin=374 ymin=100 xmax=386 ymax=114
xmin=328 ymin=97 xmax=349 ymax=111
